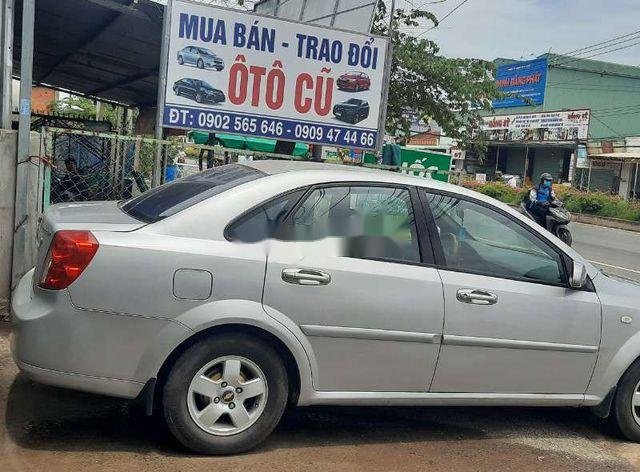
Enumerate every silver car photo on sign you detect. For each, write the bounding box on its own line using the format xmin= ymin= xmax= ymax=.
xmin=11 ymin=161 xmax=640 ymax=454
xmin=177 ymin=45 xmax=224 ymax=71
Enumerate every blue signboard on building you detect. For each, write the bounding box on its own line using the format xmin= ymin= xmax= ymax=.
xmin=492 ymin=57 xmax=548 ymax=108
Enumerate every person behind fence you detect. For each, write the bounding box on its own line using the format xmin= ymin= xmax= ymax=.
xmin=198 ymin=132 xmax=216 ymax=170
xmin=59 ymin=157 xmax=88 ymax=201
xmin=526 ymin=172 xmax=557 ymax=227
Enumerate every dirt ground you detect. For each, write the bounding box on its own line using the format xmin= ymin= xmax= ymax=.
xmin=2 ymin=324 xmax=640 ymax=471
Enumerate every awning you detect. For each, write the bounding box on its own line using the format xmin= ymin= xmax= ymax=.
xmin=589 ymin=152 xmax=640 ymax=163
xmin=14 ymin=0 xmax=164 ymax=106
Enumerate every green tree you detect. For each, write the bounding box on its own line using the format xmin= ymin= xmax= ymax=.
xmin=48 ymin=95 xmax=121 ymax=128
xmin=372 ymin=1 xmax=499 ymax=153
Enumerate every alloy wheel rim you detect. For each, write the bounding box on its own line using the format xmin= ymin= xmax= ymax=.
xmin=187 ymin=355 xmax=268 ymax=436
xmin=632 ymin=379 xmax=640 ymax=426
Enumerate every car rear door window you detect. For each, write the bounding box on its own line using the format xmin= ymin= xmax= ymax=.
xmin=423 ymin=191 xmax=566 ymax=285
xmin=121 ymin=164 xmax=265 ymax=223
xmin=280 ymin=185 xmax=421 ymax=263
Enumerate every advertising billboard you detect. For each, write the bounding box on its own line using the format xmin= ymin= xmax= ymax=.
xmin=492 ymin=57 xmax=548 ymax=108
xmin=162 ymin=0 xmax=390 ymax=150
xmin=481 ymin=109 xmax=590 ymax=142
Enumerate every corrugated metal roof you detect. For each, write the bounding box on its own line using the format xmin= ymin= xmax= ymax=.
xmin=14 ymin=0 xmax=164 ymax=106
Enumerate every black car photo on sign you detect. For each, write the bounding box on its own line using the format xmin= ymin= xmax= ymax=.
xmin=173 ymin=78 xmax=225 ymax=104
xmin=333 ymin=98 xmax=370 ymax=124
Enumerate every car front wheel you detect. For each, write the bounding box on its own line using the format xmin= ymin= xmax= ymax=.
xmin=162 ymin=334 xmax=288 ymax=454
xmin=197 ymin=58 xmax=204 ymax=69
xmin=178 ymin=55 xmax=184 ymax=65
xmin=612 ymin=359 xmax=640 ymax=442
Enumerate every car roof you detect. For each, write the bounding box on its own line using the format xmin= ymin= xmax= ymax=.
xmin=242 ymin=159 xmax=458 ymax=191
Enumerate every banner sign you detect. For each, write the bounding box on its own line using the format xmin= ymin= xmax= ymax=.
xmin=492 ymin=58 xmax=547 ymax=108
xmin=162 ymin=0 xmax=390 ymax=150
xmin=482 ymin=109 xmax=590 ymax=142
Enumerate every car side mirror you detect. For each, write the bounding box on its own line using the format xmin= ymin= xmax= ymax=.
xmin=569 ymin=260 xmax=588 ymax=289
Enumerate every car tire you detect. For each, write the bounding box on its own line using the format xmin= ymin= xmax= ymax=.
xmin=216 ymin=66 xmax=224 ymax=71
xmin=557 ymin=227 xmax=572 ymax=246
xmin=197 ymin=58 xmax=204 ymax=69
xmin=162 ymin=334 xmax=288 ymax=454
xmin=612 ymin=359 xmax=640 ymax=442
xmin=178 ymin=55 xmax=184 ymax=65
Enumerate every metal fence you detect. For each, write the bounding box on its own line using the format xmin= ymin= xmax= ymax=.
xmin=40 ymin=127 xmax=224 ymax=208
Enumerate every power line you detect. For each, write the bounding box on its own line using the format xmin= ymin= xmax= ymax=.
xmin=551 ymin=40 xmax=640 ymax=67
xmin=414 ymin=0 xmax=471 ymax=38
xmin=551 ymin=29 xmax=640 ymax=60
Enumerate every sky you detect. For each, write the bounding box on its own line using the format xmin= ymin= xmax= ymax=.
xmin=153 ymin=1 xmax=640 ymax=66
xmin=396 ymin=0 xmax=640 ymax=66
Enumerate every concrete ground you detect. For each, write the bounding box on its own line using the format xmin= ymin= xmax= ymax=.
xmin=2 ymin=221 xmax=640 ymax=471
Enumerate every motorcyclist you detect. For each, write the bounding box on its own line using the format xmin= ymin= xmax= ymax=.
xmin=527 ymin=172 xmax=557 ymax=227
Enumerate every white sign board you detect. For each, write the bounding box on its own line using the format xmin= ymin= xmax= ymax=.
xmin=481 ymin=109 xmax=590 ymax=142
xmin=162 ymin=0 xmax=390 ymax=150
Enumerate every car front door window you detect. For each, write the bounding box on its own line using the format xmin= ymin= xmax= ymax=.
xmin=425 ymin=192 xmax=565 ymax=285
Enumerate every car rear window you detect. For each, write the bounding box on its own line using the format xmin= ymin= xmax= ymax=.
xmin=121 ymin=164 xmax=265 ymax=223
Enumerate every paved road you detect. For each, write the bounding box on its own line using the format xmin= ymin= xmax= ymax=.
xmin=2 ymin=222 xmax=640 ymax=471
xmin=572 ymin=223 xmax=640 ymax=283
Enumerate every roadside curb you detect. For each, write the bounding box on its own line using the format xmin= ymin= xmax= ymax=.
xmin=571 ymin=213 xmax=640 ymax=233
xmin=508 ymin=204 xmax=640 ymax=233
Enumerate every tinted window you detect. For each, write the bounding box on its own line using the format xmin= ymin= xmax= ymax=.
xmin=281 ymin=186 xmax=421 ymax=263
xmin=226 ymin=190 xmax=306 ymax=243
xmin=121 ymin=164 xmax=265 ymax=223
xmin=424 ymin=192 xmax=565 ymax=285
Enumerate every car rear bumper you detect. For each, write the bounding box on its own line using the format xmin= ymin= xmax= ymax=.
xmin=11 ymin=269 xmax=190 ymax=399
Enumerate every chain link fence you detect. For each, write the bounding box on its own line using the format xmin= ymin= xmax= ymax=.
xmin=41 ymin=127 xmax=224 ymax=207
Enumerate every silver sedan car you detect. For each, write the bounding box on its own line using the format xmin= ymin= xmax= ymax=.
xmin=11 ymin=160 xmax=640 ymax=454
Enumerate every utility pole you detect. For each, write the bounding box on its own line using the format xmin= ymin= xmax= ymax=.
xmin=0 ymin=0 xmax=13 ymax=129
xmin=11 ymin=0 xmax=34 ymax=290
xmin=153 ymin=0 xmax=172 ymax=187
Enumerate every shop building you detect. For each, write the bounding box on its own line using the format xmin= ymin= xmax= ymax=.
xmin=467 ymin=53 xmax=640 ymax=197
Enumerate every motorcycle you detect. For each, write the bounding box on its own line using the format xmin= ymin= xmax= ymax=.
xmin=520 ymin=199 xmax=573 ymax=246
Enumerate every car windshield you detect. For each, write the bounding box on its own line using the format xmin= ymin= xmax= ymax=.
xmin=120 ymin=164 xmax=265 ymax=223
xmin=198 ymin=48 xmax=211 ymax=55
xmin=346 ymin=99 xmax=360 ymax=104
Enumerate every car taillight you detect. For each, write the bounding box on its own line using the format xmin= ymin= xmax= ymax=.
xmin=39 ymin=230 xmax=99 ymax=290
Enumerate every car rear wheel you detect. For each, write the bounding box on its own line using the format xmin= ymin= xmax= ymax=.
xmin=162 ymin=334 xmax=288 ymax=454
xmin=197 ymin=58 xmax=204 ymax=69
xmin=612 ymin=359 xmax=640 ymax=442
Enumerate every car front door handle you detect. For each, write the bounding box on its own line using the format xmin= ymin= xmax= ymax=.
xmin=456 ymin=289 xmax=498 ymax=305
xmin=282 ymin=268 xmax=331 ymax=286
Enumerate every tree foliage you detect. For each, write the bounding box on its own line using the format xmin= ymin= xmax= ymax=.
xmin=372 ymin=1 xmax=499 ymax=151
xmin=48 ymin=95 xmax=121 ymax=128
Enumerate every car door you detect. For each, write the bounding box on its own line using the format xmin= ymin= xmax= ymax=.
xmin=185 ymin=46 xmax=195 ymax=64
xmin=422 ymin=190 xmax=601 ymax=394
xmin=262 ymin=184 xmax=445 ymax=392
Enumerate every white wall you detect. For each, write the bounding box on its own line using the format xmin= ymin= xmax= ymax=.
xmin=0 ymin=130 xmax=41 ymax=300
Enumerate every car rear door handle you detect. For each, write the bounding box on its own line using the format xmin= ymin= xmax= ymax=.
xmin=456 ymin=289 xmax=498 ymax=305
xmin=282 ymin=268 xmax=331 ymax=286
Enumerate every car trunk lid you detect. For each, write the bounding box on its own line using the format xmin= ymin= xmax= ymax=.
xmin=34 ymin=201 xmax=146 ymax=285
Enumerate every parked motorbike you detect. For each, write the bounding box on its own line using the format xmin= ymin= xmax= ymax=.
xmin=521 ymin=199 xmax=573 ymax=246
